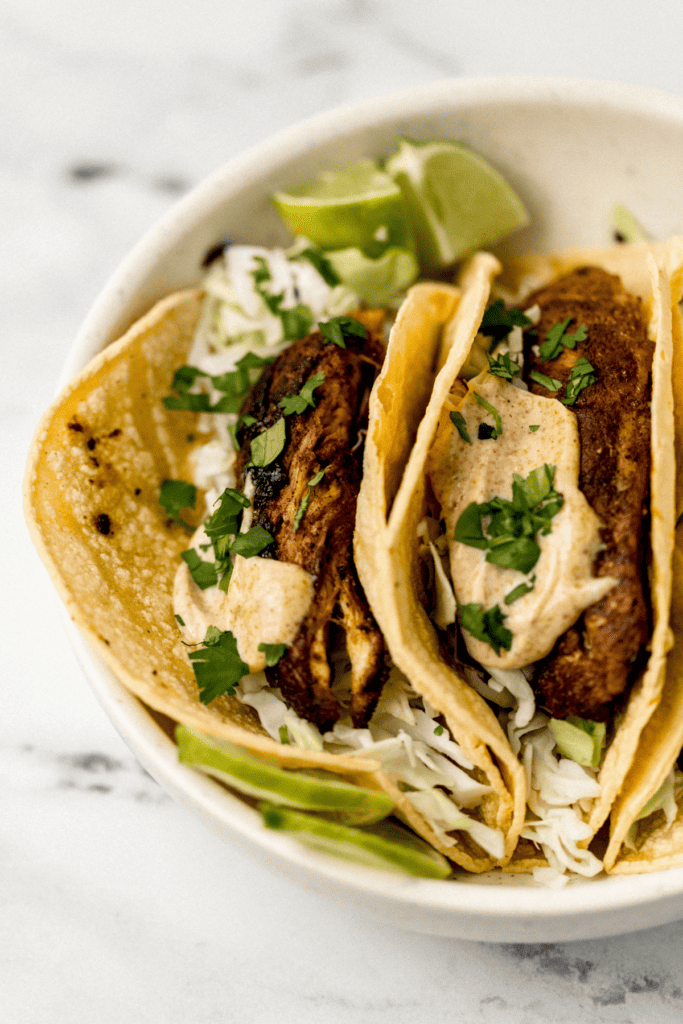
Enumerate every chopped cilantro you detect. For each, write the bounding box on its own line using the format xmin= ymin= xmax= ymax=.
xmin=239 ymin=414 xmax=257 ymax=428
xmin=251 ymin=256 xmax=314 ymax=342
xmin=460 ymin=603 xmax=513 ymax=656
xmin=235 ymin=351 xmax=275 ymax=370
xmin=159 ymin=479 xmax=197 ymax=530
xmin=295 ymin=247 xmax=341 ymax=287
xmin=188 ymin=628 xmax=248 ymax=704
xmin=319 ymin=315 xmax=368 ymax=349
xmin=294 ymin=467 xmax=327 ymax=531
xmin=479 ymin=299 xmax=532 ymax=347
xmin=450 ymin=410 xmax=471 ymax=443
xmin=529 ymin=424 xmax=541 ymax=432
xmin=249 ymin=417 xmax=286 ymax=467
xmin=229 ymin=525 xmax=274 ymax=558
xmin=478 ymin=423 xmax=498 ymax=441
xmin=561 ymin=358 xmax=597 ymax=407
xmin=504 ymin=576 xmax=536 ymax=604
xmin=181 ymin=548 xmax=219 ymax=590
xmin=279 ymin=371 xmax=325 ymax=415
xmin=175 ymin=614 xmax=185 ymax=627
xmin=487 ymin=351 xmax=522 ymax=381
xmin=454 ymin=465 xmax=563 ymax=574
xmin=472 ymin=391 xmax=503 ymax=438
xmin=204 ymin=488 xmax=250 ymax=548
xmin=540 ymin=318 xmax=588 ymax=361
xmin=279 ymin=725 xmax=290 ymax=744
xmin=258 ymin=642 xmax=287 ymax=666
xmin=530 ymin=370 xmax=562 ymax=392
xmin=164 ymin=352 xmax=274 ymax=415
xmin=434 ymin=725 xmax=444 ymax=736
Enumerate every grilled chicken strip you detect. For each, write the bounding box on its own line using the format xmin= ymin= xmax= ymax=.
xmin=234 ymin=320 xmax=387 ymax=731
xmin=524 ymin=266 xmax=653 ymax=719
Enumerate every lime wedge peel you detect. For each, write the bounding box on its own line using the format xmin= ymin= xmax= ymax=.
xmin=261 ymin=803 xmax=452 ymax=879
xmin=176 ymin=725 xmax=395 ymax=825
xmin=386 ymin=139 xmax=529 ymax=272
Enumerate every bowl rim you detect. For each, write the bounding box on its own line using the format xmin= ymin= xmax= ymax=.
xmin=56 ymin=75 xmax=683 ymax=931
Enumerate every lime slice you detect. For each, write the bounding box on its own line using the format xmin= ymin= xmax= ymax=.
xmin=612 ymin=203 xmax=652 ymax=244
xmin=177 ymin=725 xmax=395 ymax=825
xmin=261 ymin=804 xmax=452 ymax=878
xmin=326 ymin=245 xmax=418 ymax=304
xmin=549 ymin=716 xmax=606 ymax=768
xmin=274 ymin=159 xmax=413 ymax=257
xmin=386 ymin=139 xmax=529 ymax=272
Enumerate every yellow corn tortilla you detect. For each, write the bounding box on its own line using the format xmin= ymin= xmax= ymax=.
xmin=356 ymin=240 xmax=683 ymax=874
xmin=25 ymin=281 xmax=506 ymax=875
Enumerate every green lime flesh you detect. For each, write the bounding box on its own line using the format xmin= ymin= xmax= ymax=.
xmin=176 ymin=725 xmax=395 ymax=825
xmin=274 ymin=159 xmax=413 ymax=256
xmin=386 ymin=140 xmax=528 ymax=272
xmin=326 ymin=245 xmax=418 ymax=304
xmin=261 ymin=804 xmax=452 ymax=879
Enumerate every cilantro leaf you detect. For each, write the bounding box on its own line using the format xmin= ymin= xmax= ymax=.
xmin=235 ymin=351 xmax=275 ymax=370
xmin=434 ymin=725 xmax=444 ymax=736
xmin=175 ymin=614 xmax=185 ymax=627
xmin=478 ymin=423 xmax=497 ymax=441
xmin=279 ymin=371 xmax=325 ymax=415
xmin=159 ymin=479 xmax=197 ymax=530
xmin=454 ymin=502 xmax=489 ymax=550
xmin=294 ymin=467 xmax=327 ymax=531
xmin=181 ymin=548 xmax=219 ymax=590
xmin=472 ymin=391 xmax=503 ymax=438
xmin=540 ymin=318 xmax=588 ymax=361
xmin=204 ymin=488 xmax=250 ymax=547
xmin=460 ymin=603 xmax=513 ymax=655
xmin=279 ymin=725 xmax=290 ymax=744
xmin=529 ymin=424 xmax=540 ymax=432
xmin=487 ymin=352 xmax=522 ymax=380
xmin=319 ymin=315 xmax=368 ymax=349
xmin=295 ymin=247 xmax=341 ymax=287
xmin=229 ymin=525 xmax=274 ymax=558
xmin=561 ymin=358 xmax=597 ymax=407
xmin=504 ymin=576 xmax=536 ymax=604
xmin=450 ymin=410 xmax=471 ymax=443
xmin=188 ymin=628 xmax=248 ymax=704
xmin=530 ymin=370 xmax=562 ymax=392
xmin=251 ymin=257 xmax=314 ymax=342
xmin=258 ymin=642 xmax=287 ymax=667
xmin=479 ymin=300 xmax=532 ymax=347
xmin=249 ymin=417 xmax=286 ymax=467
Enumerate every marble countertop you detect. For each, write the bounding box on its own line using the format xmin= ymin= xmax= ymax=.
xmin=7 ymin=2 xmax=683 ymax=1021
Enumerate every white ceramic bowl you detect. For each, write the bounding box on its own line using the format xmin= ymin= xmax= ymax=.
xmin=58 ymin=78 xmax=683 ymax=943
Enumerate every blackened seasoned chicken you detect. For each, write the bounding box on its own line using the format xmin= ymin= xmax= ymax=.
xmin=235 ymin=318 xmax=387 ymax=731
xmin=524 ymin=267 xmax=653 ymax=719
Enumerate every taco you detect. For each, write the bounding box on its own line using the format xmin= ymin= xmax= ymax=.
xmin=356 ymin=238 xmax=683 ymax=878
xmin=24 ymin=244 xmax=525 ymax=875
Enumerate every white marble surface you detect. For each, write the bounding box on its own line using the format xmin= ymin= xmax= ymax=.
xmin=8 ymin=2 xmax=683 ymax=1021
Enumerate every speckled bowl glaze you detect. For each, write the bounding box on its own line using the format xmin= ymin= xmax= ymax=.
xmin=60 ymin=78 xmax=683 ymax=942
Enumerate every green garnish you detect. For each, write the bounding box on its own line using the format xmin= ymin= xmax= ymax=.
xmin=478 ymin=423 xmax=497 ymax=441
xmin=450 ymin=410 xmax=471 ymax=443
xmin=295 ymin=247 xmax=341 ymax=287
xmin=164 ymin=352 xmax=275 ymax=415
xmin=181 ymin=549 xmax=219 ymax=590
xmin=434 ymin=725 xmax=444 ymax=736
xmin=460 ymin=603 xmax=513 ymax=656
xmin=561 ymin=358 xmax=597 ymax=407
xmin=319 ymin=315 xmax=368 ymax=349
xmin=294 ymin=467 xmax=327 ymax=531
xmin=229 ymin=525 xmax=274 ymax=558
xmin=479 ymin=299 xmax=532 ymax=348
xmin=251 ymin=256 xmax=314 ymax=342
xmin=529 ymin=424 xmax=540 ymax=432
xmin=279 ymin=725 xmax=290 ymax=744
xmin=249 ymin=417 xmax=286 ymax=468
xmin=540 ymin=318 xmax=588 ymax=361
xmin=549 ymin=716 xmax=606 ymax=769
xmin=159 ymin=479 xmax=197 ymax=530
xmin=472 ymin=391 xmax=503 ymax=438
xmin=487 ymin=351 xmax=522 ymax=380
xmin=175 ymin=614 xmax=185 ymax=627
xmin=504 ymin=576 xmax=536 ymax=604
xmin=530 ymin=370 xmax=562 ymax=392
xmin=279 ymin=372 xmax=325 ymax=415
xmin=188 ymin=628 xmax=248 ymax=704
xmin=259 ymin=642 xmax=287 ymax=667
xmin=454 ymin=464 xmax=563 ymax=574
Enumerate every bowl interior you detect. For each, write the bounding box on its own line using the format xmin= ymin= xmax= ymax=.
xmin=61 ymin=77 xmax=683 ymax=941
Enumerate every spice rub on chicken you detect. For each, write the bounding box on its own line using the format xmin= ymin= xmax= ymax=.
xmin=234 ymin=317 xmax=387 ymax=731
xmin=523 ymin=266 xmax=653 ymax=719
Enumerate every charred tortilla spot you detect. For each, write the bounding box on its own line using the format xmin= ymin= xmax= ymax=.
xmin=524 ymin=266 xmax=652 ymax=718
xmin=67 ymin=421 xmax=85 ymax=432
xmin=94 ymin=513 xmax=112 ymax=536
xmin=236 ymin=321 xmax=387 ymax=730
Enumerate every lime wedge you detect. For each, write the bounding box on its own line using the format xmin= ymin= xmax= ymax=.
xmin=326 ymin=245 xmax=418 ymax=304
xmin=549 ymin=716 xmax=605 ymax=768
xmin=274 ymin=159 xmax=413 ymax=257
xmin=261 ymin=804 xmax=451 ymax=878
xmin=386 ymin=139 xmax=529 ymax=272
xmin=176 ymin=725 xmax=395 ymax=825
xmin=612 ymin=203 xmax=652 ymax=244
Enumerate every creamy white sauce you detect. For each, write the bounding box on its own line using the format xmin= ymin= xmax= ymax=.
xmin=173 ymin=524 xmax=314 ymax=672
xmin=427 ymin=371 xmax=616 ymax=669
